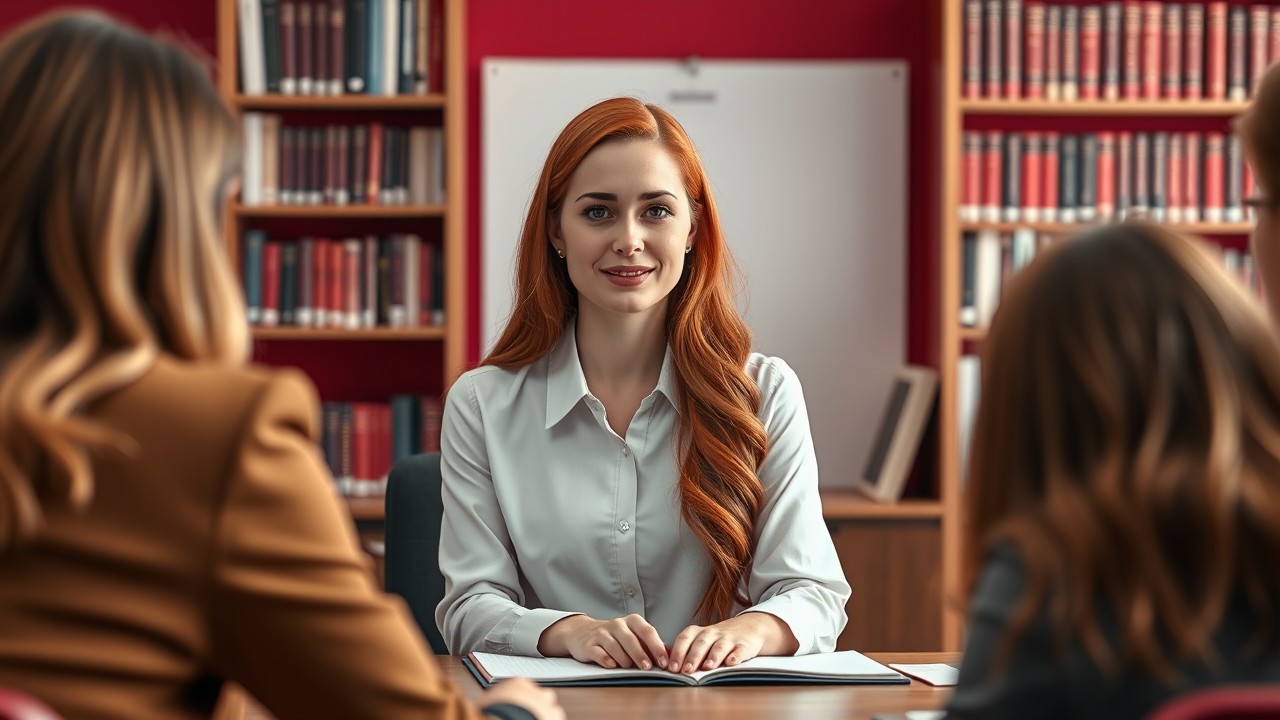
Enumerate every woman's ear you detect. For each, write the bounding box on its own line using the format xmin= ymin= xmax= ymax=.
xmin=548 ymin=216 xmax=563 ymax=256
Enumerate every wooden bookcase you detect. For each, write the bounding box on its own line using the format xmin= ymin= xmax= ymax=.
xmin=214 ymin=0 xmax=466 ymax=532
xmin=936 ymin=0 xmax=1257 ymax=651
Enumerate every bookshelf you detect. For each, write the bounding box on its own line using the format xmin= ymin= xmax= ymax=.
xmin=215 ymin=0 xmax=466 ymax=521
xmin=938 ymin=0 xmax=1266 ymax=651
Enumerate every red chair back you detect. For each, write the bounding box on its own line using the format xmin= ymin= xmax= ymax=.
xmin=1147 ymin=685 xmax=1280 ymax=720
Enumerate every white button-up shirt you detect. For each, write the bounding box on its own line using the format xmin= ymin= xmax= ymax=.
xmin=437 ymin=323 xmax=850 ymax=657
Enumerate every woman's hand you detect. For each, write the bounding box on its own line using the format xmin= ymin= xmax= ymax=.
xmin=537 ymin=614 xmax=668 ymax=670
xmin=478 ymin=677 xmax=565 ymax=720
xmin=667 ymin=611 xmax=799 ymax=673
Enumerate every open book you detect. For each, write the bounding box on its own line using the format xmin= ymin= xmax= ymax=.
xmin=464 ymin=650 xmax=910 ymax=687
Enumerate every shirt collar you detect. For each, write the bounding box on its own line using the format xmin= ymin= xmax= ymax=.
xmin=544 ymin=322 xmax=682 ymax=430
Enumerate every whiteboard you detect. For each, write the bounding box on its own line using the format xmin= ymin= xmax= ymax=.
xmin=482 ymin=59 xmax=907 ymax=488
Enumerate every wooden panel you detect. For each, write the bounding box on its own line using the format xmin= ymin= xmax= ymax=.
xmin=832 ymin=519 xmax=942 ymax=652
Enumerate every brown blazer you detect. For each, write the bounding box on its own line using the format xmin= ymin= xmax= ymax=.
xmin=0 ymin=356 xmax=482 ymax=720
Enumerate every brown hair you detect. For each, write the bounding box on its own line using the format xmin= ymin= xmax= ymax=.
xmin=965 ymin=222 xmax=1280 ymax=680
xmin=0 ymin=11 xmax=247 ymax=552
xmin=1236 ymin=60 xmax=1280 ymax=210
xmin=482 ymin=97 xmax=766 ymax=622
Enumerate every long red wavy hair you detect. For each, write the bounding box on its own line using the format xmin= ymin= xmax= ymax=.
xmin=483 ymin=97 xmax=767 ymax=622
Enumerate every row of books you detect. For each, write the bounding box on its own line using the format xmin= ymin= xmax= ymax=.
xmin=242 ymin=231 xmax=444 ymax=328
xmin=960 ymin=228 xmax=1259 ymax=328
xmin=237 ymin=0 xmax=444 ymax=96
xmin=960 ymin=130 xmax=1252 ymax=225
xmin=962 ymin=1 xmax=1280 ymax=101
xmin=321 ymin=395 xmax=443 ymax=497
xmin=241 ymin=115 xmax=445 ymax=207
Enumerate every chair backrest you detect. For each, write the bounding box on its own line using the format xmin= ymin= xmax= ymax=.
xmin=0 ymin=687 xmax=61 ymax=720
xmin=1146 ymin=685 xmax=1280 ymax=720
xmin=383 ymin=451 xmax=449 ymax=654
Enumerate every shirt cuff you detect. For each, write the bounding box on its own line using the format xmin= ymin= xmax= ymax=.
xmin=740 ymin=594 xmax=817 ymax=655
xmin=511 ymin=608 xmax=583 ymax=657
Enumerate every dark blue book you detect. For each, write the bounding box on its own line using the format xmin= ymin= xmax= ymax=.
xmin=345 ymin=0 xmax=368 ymax=93
xmin=242 ymin=229 xmax=267 ymax=325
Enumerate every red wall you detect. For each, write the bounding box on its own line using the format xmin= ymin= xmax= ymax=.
xmin=466 ymin=0 xmax=941 ymax=368
xmin=0 ymin=0 xmax=941 ymax=374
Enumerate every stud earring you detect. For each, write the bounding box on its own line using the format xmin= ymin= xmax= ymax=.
xmin=556 ymin=249 xmax=564 ymax=258
xmin=685 ymin=247 xmax=692 ymax=254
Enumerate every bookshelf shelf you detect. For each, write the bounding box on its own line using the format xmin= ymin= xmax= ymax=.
xmin=960 ymin=99 xmax=1251 ymax=116
xmin=230 ymin=202 xmax=447 ymax=218
xmin=819 ymin=492 xmax=945 ymax=521
xmin=232 ymin=93 xmax=446 ymax=111
xmin=252 ymin=327 xmax=447 ymax=341
xmin=959 ymin=221 xmax=1253 ymax=235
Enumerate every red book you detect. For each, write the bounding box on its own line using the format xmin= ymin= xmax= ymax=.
xmin=329 ymin=0 xmax=345 ymax=95
xmin=1042 ymin=132 xmax=1060 ymax=221
xmin=342 ymin=238 xmax=361 ymax=329
xmin=1207 ymin=2 xmax=1228 ymax=100
xmin=961 ymin=131 xmax=982 ymax=221
xmin=1184 ymin=133 xmax=1202 ymax=222
xmin=327 ymin=238 xmax=344 ymax=328
xmin=1025 ymin=3 xmax=1046 ymax=99
xmin=1271 ymin=9 xmax=1280 ymax=66
xmin=279 ymin=0 xmax=297 ymax=95
xmin=352 ymin=403 xmax=375 ymax=494
xmin=963 ymin=0 xmax=982 ymax=99
xmin=1228 ymin=6 xmax=1248 ymax=100
xmin=1122 ymin=1 xmax=1142 ymax=99
xmin=363 ymin=235 xmax=378 ymax=328
xmin=1045 ymin=5 xmax=1062 ymax=100
xmin=312 ymin=237 xmax=329 ymax=327
xmin=1186 ymin=4 xmax=1205 ymax=99
xmin=262 ymin=240 xmax=282 ymax=327
xmin=1102 ymin=3 xmax=1122 ymax=99
xmin=982 ymin=131 xmax=1004 ymax=222
xmin=419 ymin=237 xmax=434 ymax=326
xmin=1168 ymin=134 xmax=1184 ymax=224
xmin=1251 ymin=5 xmax=1269 ymax=96
xmin=1204 ymin=132 xmax=1225 ymax=223
xmin=376 ymin=404 xmax=392 ymax=491
xmin=366 ymin=122 xmax=383 ymax=204
xmin=1141 ymin=1 xmax=1162 ymax=99
xmin=1163 ymin=4 xmax=1183 ymax=99
xmin=421 ymin=396 xmax=443 ymax=453
xmin=1005 ymin=0 xmax=1024 ymax=99
xmin=1097 ymin=132 xmax=1117 ymax=221
xmin=1081 ymin=6 xmax=1102 ymax=99
xmin=297 ymin=0 xmax=313 ymax=95
xmin=1022 ymin=133 xmax=1043 ymax=222
xmin=985 ymin=0 xmax=1004 ymax=97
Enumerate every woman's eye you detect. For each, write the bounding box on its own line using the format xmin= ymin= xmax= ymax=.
xmin=584 ymin=206 xmax=609 ymax=220
xmin=646 ymin=205 xmax=673 ymax=219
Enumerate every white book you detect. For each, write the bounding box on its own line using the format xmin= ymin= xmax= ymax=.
xmin=237 ymin=0 xmax=266 ymax=95
xmin=382 ymin=0 xmax=401 ymax=96
xmin=241 ymin=113 xmax=265 ymax=206
xmin=973 ymin=229 xmax=1003 ymax=328
xmin=465 ymin=650 xmax=908 ymax=688
xmin=957 ymin=354 xmax=982 ymax=489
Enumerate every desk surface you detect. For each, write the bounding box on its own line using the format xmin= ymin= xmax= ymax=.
xmin=240 ymin=652 xmax=959 ymax=720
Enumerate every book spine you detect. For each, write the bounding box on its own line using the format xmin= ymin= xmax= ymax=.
xmin=982 ymin=130 xmax=1003 ymax=222
xmin=262 ymin=0 xmax=282 ymax=93
xmin=389 ymin=234 xmax=407 ymax=326
xmin=335 ymin=125 xmax=351 ymax=205
xmin=415 ymin=0 xmax=429 ymax=93
xmin=313 ymin=0 xmax=329 ymax=96
xmin=381 ymin=0 xmax=400 ymax=96
xmin=1005 ymin=0 xmax=1024 ymax=99
xmin=329 ymin=0 xmax=345 ymax=95
xmin=1226 ymin=133 xmax=1243 ymax=222
xmin=309 ymin=126 xmax=324 ymax=205
xmin=280 ymin=241 xmax=298 ymax=326
xmin=261 ymin=240 xmax=281 ymax=327
xmin=428 ymin=0 xmax=444 ymax=93
xmin=1060 ymin=134 xmax=1079 ymax=223
xmin=1168 ymin=132 xmax=1184 ymax=223
xmin=297 ymin=0 xmax=313 ymax=95
xmin=421 ymin=394 xmax=442 ymax=452
xmin=1116 ymin=131 xmax=1133 ymax=218
xmin=1080 ymin=133 xmax=1099 ymax=222
xmin=380 ymin=125 xmax=396 ymax=205
xmin=342 ymin=238 xmax=361 ymax=329
xmin=1041 ymin=131 xmax=1059 ymax=221
xmin=337 ymin=403 xmax=353 ymax=495
xmin=1186 ymin=4 xmax=1205 ymax=99
xmin=964 ymin=0 xmax=983 ymax=98
xmin=1140 ymin=1 xmax=1162 ymax=100
xmin=1097 ymin=132 xmax=1116 ymax=221
xmin=1063 ymin=6 xmax=1081 ymax=100
xmin=241 ymin=113 xmax=264 ymax=206
xmin=1163 ymin=3 xmax=1183 ymax=99
xmin=367 ymin=122 xmax=383 ymax=204
xmin=1021 ymin=132 xmax=1043 ymax=222
xmin=1025 ymin=2 xmax=1046 ymax=99
xmin=1003 ymin=131 xmax=1022 ymax=222
xmin=352 ymin=124 xmax=368 ymax=203
xmin=324 ymin=125 xmax=338 ymax=205
xmin=323 ymin=240 xmax=340 ymax=328
xmin=1103 ymin=3 xmax=1123 ymax=99
xmin=409 ymin=126 xmax=428 ymax=205
xmin=312 ymin=238 xmax=329 ymax=328
xmin=1228 ymin=6 xmax=1248 ymax=100
xmin=297 ymin=237 xmax=315 ymax=327
xmin=974 ymin=230 xmax=1003 ymax=327
xmin=363 ymin=235 xmax=379 ymax=328
xmin=345 ymin=0 xmax=368 ymax=93
xmin=961 ymin=233 xmax=978 ymax=327
xmin=1252 ymin=5 xmax=1269 ymax=96
xmin=1204 ymin=131 xmax=1225 ymax=223
xmin=294 ymin=123 xmax=308 ymax=205
xmin=1045 ymin=5 xmax=1062 ymax=100
xmin=1121 ymin=0 xmax=1142 ymax=99
xmin=399 ymin=0 xmax=416 ymax=94
xmin=1151 ymin=131 xmax=1169 ymax=222
xmin=237 ymin=0 xmax=266 ymax=95
xmin=1184 ymin=132 xmax=1202 ymax=222
xmin=404 ymin=234 xmax=421 ymax=326
xmin=1132 ymin=132 xmax=1150 ymax=216
xmin=367 ymin=0 xmax=383 ymax=96
xmin=961 ymin=131 xmax=981 ymax=222
xmin=419 ymin=239 xmax=434 ymax=326
xmin=243 ymin=229 xmax=266 ymax=324
xmin=985 ymin=0 xmax=1003 ymax=97
xmin=261 ymin=114 xmax=280 ymax=205
xmin=1207 ymin=2 xmax=1227 ymax=100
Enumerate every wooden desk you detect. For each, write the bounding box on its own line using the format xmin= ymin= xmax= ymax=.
xmin=238 ymin=652 xmax=959 ymax=720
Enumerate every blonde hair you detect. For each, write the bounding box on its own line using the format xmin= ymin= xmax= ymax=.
xmin=966 ymin=223 xmax=1280 ymax=680
xmin=0 ymin=11 xmax=248 ymax=552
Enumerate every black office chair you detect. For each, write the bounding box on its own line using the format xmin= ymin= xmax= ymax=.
xmin=384 ymin=451 xmax=449 ymax=654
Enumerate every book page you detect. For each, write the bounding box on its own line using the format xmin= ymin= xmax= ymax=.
xmin=698 ymin=650 xmax=906 ymax=681
xmin=471 ymin=652 xmax=684 ymax=683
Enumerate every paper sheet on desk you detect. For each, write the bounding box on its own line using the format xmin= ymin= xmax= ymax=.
xmin=887 ymin=662 xmax=959 ymax=686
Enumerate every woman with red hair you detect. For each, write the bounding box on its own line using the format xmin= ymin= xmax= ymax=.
xmin=437 ymin=97 xmax=849 ymax=674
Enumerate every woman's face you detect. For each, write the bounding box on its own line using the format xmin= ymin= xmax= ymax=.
xmin=551 ymin=138 xmax=696 ymax=324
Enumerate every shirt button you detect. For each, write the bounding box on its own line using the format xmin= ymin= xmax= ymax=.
xmin=625 ymin=586 xmax=636 ymax=597
xmin=619 ymin=520 xmax=630 ymax=532
xmin=622 ymin=445 xmax=631 ymax=457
